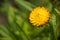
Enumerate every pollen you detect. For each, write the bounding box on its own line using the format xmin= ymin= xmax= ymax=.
xmin=29 ymin=7 xmax=50 ymax=26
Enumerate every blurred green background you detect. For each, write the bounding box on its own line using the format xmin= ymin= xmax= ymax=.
xmin=0 ymin=0 xmax=60 ymax=40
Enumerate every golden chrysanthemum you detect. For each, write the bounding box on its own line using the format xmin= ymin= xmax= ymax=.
xmin=29 ymin=7 xmax=50 ymax=26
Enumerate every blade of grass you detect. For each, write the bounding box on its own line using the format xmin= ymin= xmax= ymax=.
xmin=7 ymin=4 xmax=31 ymax=40
xmin=55 ymin=8 xmax=60 ymax=15
xmin=15 ymin=0 xmax=34 ymax=11
xmin=0 ymin=25 xmax=16 ymax=40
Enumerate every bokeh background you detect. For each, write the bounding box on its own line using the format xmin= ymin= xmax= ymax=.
xmin=0 ymin=0 xmax=60 ymax=40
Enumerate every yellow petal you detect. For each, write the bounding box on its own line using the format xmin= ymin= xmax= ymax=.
xmin=29 ymin=7 xmax=50 ymax=26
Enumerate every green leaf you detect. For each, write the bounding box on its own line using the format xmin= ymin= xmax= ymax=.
xmin=30 ymin=0 xmax=50 ymax=6
xmin=7 ymin=5 xmax=16 ymax=24
xmin=55 ymin=8 xmax=60 ymax=15
xmin=0 ymin=25 xmax=14 ymax=40
xmin=50 ymin=13 xmax=59 ymax=40
xmin=46 ymin=2 xmax=52 ymax=12
xmin=15 ymin=0 xmax=33 ymax=11
xmin=16 ymin=16 xmax=24 ymax=27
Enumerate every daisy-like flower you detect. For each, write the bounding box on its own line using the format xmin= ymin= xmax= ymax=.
xmin=29 ymin=7 xmax=50 ymax=26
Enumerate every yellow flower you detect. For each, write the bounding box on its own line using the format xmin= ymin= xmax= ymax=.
xmin=29 ymin=7 xmax=50 ymax=26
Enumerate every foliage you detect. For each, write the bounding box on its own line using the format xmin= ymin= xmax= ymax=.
xmin=0 ymin=0 xmax=60 ymax=40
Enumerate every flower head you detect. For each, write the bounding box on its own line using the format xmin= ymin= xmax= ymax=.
xmin=29 ymin=7 xmax=50 ymax=26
